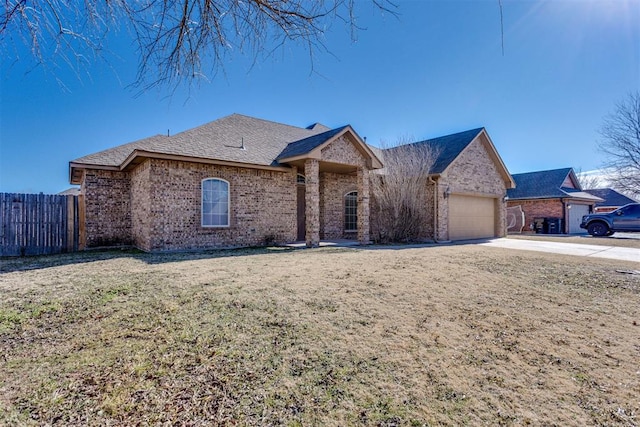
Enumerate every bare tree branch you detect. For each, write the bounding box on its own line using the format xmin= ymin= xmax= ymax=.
xmin=575 ymin=168 xmax=603 ymax=190
xmin=598 ymin=91 xmax=640 ymax=198
xmin=1 ymin=0 xmax=397 ymax=90
xmin=371 ymin=137 xmax=440 ymax=243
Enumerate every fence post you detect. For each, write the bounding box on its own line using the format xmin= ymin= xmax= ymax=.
xmin=67 ymin=195 xmax=75 ymax=252
xmin=78 ymin=194 xmax=86 ymax=250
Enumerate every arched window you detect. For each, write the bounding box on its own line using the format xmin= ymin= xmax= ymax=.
xmin=344 ymin=191 xmax=358 ymax=232
xmin=297 ymin=174 xmax=306 ymax=184
xmin=202 ymin=178 xmax=229 ymax=227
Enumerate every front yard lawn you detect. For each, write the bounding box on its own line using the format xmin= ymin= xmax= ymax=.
xmin=1 ymin=245 xmax=639 ymax=425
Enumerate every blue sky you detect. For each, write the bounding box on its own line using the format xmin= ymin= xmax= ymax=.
xmin=1 ymin=0 xmax=638 ymax=194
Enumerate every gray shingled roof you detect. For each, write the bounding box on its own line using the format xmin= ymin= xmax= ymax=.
xmin=71 ymin=114 xmax=330 ymax=168
xmin=584 ymin=188 xmax=638 ymax=207
xmin=400 ymin=128 xmax=485 ymax=174
xmin=277 ymin=126 xmax=349 ymax=160
xmin=507 ymin=168 xmax=602 ymax=202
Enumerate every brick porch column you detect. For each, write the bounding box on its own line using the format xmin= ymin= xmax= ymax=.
xmin=305 ymin=159 xmax=320 ymax=247
xmin=357 ymin=167 xmax=371 ymax=245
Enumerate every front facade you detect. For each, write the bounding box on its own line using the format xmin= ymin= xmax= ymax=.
xmin=431 ymin=129 xmax=514 ymax=241
xmin=71 ymin=115 xmax=381 ymax=251
xmin=70 ymin=115 xmax=513 ymax=251
xmin=375 ymin=128 xmax=514 ymax=242
xmin=506 ymin=168 xmax=603 ymax=234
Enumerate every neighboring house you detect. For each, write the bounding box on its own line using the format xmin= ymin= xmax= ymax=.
xmin=58 ymin=188 xmax=81 ymax=196
xmin=584 ymin=188 xmax=638 ymax=212
xmin=376 ymin=128 xmax=515 ymax=241
xmin=506 ymin=168 xmax=603 ymax=234
xmin=69 ymin=114 xmax=514 ymax=251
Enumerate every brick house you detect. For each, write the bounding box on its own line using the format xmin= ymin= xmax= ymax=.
xmin=70 ymin=114 xmax=513 ymax=251
xmin=375 ymin=128 xmax=515 ymax=241
xmin=584 ymin=188 xmax=638 ymax=213
xmin=506 ymin=168 xmax=603 ymax=234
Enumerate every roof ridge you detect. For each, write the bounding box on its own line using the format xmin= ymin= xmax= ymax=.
xmin=413 ymin=127 xmax=484 ymax=144
xmin=164 ymin=113 xmax=318 ymax=139
xmin=511 ymin=167 xmax=573 ymax=177
xmin=231 ymin=113 xmax=317 ymax=132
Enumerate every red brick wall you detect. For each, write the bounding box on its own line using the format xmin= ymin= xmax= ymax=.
xmin=141 ymin=159 xmax=297 ymax=251
xmin=439 ymin=136 xmax=510 ymax=240
xmin=507 ymin=199 xmax=564 ymax=233
xmin=82 ymin=159 xmax=298 ymax=252
xmin=82 ymin=169 xmax=132 ymax=247
xmin=130 ymin=160 xmax=152 ymax=250
xmin=319 ymin=172 xmax=358 ymax=240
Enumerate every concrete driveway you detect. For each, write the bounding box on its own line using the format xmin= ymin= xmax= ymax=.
xmin=480 ymin=238 xmax=639 ymax=262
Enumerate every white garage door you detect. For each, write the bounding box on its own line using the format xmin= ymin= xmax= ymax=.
xmin=449 ymin=195 xmax=497 ymax=240
xmin=567 ymin=204 xmax=590 ymax=234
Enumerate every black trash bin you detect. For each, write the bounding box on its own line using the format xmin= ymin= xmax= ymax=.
xmin=545 ymin=218 xmax=562 ymax=234
xmin=533 ymin=218 xmax=545 ymax=233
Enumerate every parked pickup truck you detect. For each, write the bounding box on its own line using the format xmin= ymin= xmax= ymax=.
xmin=580 ymin=203 xmax=640 ymax=236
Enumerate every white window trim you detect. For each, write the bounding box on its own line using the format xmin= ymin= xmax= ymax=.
xmin=201 ymin=178 xmax=230 ymax=228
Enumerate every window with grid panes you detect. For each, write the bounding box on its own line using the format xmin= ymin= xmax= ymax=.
xmin=344 ymin=191 xmax=357 ymax=232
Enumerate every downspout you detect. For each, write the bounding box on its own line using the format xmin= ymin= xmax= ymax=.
xmin=561 ymin=198 xmax=568 ymax=234
xmin=428 ymin=176 xmax=441 ymax=243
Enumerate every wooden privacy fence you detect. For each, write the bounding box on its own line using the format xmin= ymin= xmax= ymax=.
xmin=0 ymin=193 xmax=84 ymax=256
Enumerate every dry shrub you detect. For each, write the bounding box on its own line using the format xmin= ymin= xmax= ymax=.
xmin=371 ymin=139 xmax=439 ymax=243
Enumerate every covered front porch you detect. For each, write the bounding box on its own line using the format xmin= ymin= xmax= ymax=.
xmin=276 ymin=125 xmax=383 ymax=248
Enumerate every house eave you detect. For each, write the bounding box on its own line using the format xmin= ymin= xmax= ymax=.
xmin=120 ymin=150 xmax=292 ymax=173
xmin=70 ymin=151 xmax=293 ymax=184
xmin=276 ymin=152 xmax=322 ymax=164
xmin=478 ymin=129 xmax=515 ymax=189
xmin=69 ymin=162 xmax=120 ymax=185
xmin=507 ymin=195 xmax=603 ymax=203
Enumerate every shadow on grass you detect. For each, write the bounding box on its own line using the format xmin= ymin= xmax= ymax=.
xmin=358 ymin=238 xmax=495 ymax=251
xmin=0 ymin=246 xmax=298 ymax=274
xmin=0 ymin=238 xmax=499 ymax=274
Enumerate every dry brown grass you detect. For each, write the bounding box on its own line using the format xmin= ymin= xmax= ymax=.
xmin=1 ymin=245 xmax=639 ymax=426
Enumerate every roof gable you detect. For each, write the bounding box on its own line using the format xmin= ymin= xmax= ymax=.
xmin=561 ymin=173 xmax=580 ymax=189
xmin=584 ymin=188 xmax=638 ymax=207
xmin=507 ymin=168 xmax=601 ymax=202
xmin=276 ymin=125 xmax=383 ymax=169
xmin=508 ymin=168 xmax=572 ymax=199
xmin=277 ymin=126 xmax=349 ymax=160
xmin=412 ymin=128 xmax=484 ymax=174
xmin=385 ymin=128 xmax=514 ymax=188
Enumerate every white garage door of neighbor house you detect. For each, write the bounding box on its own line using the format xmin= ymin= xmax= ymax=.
xmin=568 ymin=204 xmax=590 ymax=234
xmin=449 ymin=195 xmax=497 ymax=240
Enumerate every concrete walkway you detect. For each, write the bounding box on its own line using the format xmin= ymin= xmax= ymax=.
xmin=285 ymin=239 xmax=361 ymax=248
xmin=480 ymin=238 xmax=640 ymax=263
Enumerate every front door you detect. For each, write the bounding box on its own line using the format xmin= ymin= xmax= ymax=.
xmin=297 ymin=184 xmax=306 ymax=241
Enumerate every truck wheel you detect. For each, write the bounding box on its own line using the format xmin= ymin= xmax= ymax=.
xmin=587 ymin=222 xmax=609 ymax=237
